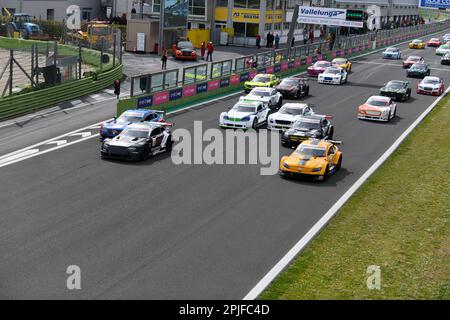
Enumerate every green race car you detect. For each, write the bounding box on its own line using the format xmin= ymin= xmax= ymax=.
xmin=380 ymin=80 xmax=411 ymax=102
xmin=244 ymin=74 xmax=281 ymax=93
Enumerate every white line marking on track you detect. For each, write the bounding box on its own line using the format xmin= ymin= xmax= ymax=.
xmin=0 ymin=149 xmax=39 ymax=164
xmin=46 ymin=140 xmax=67 ymax=146
xmin=70 ymin=132 xmax=92 ymax=138
xmin=243 ymin=84 xmax=450 ymax=300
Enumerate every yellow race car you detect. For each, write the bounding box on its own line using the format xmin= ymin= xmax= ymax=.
xmin=332 ymin=57 xmax=352 ymax=72
xmin=279 ymin=139 xmax=342 ymax=181
xmin=409 ymin=39 xmax=426 ymax=49
xmin=244 ymin=74 xmax=281 ymax=93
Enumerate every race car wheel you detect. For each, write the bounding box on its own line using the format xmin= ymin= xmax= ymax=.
xmin=305 ymin=87 xmax=309 ymax=96
xmin=322 ymin=165 xmax=330 ymax=182
xmin=328 ymin=127 xmax=334 ymax=140
xmin=252 ymin=118 xmax=258 ymax=130
xmin=392 ymin=108 xmax=397 ymax=119
xmin=165 ymin=137 xmax=173 ymax=153
xmin=277 ymin=98 xmax=283 ymax=109
xmin=336 ymin=156 xmax=342 ymax=171
xmin=296 ymin=90 xmax=301 ymax=99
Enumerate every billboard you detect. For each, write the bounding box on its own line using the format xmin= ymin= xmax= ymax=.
xmin=420 ymin=0 xmax=450 ymax=9
xmin=287 ymin=6 xmax=364 ymax=28
xmin=163 ymin=0 xmax=188 ymax=29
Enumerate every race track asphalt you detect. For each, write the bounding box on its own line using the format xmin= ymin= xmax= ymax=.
xmin=0 ymin=32 xmax=449 ymax=299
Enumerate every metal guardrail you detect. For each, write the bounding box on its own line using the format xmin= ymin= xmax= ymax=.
xmin=129 ymin=21 xmax=450 ymax=98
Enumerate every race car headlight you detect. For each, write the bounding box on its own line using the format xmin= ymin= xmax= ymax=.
xmin=223 ymin=115 xmax=229 ymax=120
xmin=241 ymin=116 xmax=251 ymax=122
xmin=283 ymin=162 xmax=290 ymax=169
xmin=312 ymin=167 xmax=322 ymax=172
xmin=128 ymin=147 xmax=138 ymax=152
xmin=102 ymin=144 xmax=110 ymax=150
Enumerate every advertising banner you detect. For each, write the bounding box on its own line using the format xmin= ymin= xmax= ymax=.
xmin=169 ymin=88 xmax=183 ymax=101
xmin=420 ymin=0 xmax=450 ymax=9
xmin=208 ymin=80 xmax=220 ymax=91
xmin=183 ymin=85 xmax=196 ymax=97
xmin=196 ymin=82 xmax=208 ymax=94
xmin=287 ymin=6 xmax=363 ymax=28
xmin=220 ymin=78 xmax=230 ymax=88
xmin=137 ymin=96 xmax=153 ymax=109
xmin=154 ymin=91 xmax=169 ymax=105
xmin=230 ymin=74 xmax=241 ymax=85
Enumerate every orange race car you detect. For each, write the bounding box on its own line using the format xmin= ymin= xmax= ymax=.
xmin=279 ymin=139 xmax=342 ymax=181
xmin=172 ymin=40 xmax=197 ymax=61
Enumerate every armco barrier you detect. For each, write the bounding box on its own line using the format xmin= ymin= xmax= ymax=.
xmin=118 ymin=22 xmax=449 ymax=117
xmin=0 ymin=64 xmax=123 ymax=120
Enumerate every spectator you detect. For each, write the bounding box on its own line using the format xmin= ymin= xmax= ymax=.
xmin=200 ymin=41 xmax=206 ymax=60
xmin=207 ymin=41 xmax=214 ymax=62
xmin=256 ymin=34 xmax=261 ymax=49
xmin=114 ymin=79 xmax=120 ymax=99
xmin=266 ymin=33 xmax=271 ymax=48
xmin=303 ymin=27 xmax=308 ymax=45
xmin=309 ymin=28 xmax=314 ymax=44
xmin=274 ymin=34 xmax=280 ymax=49
xmin=161 ymin=49 xmax=168 ymax=70
xmin=291 ymin=36 xmax=296 ymax=48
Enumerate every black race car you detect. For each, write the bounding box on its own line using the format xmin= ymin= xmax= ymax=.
xmin=101 ymin=122 xmax=173 ymax=161
xmin=441 ymin=53 xmax=450 ymax=65
xmin=275 ymin=77 xmax=309 ymax=99
xmin=406 ymin=63 xmax=430 ymax=78
xmin=281 ymin=115 xmax=334 ymax=148
xmin=379 ymin=80 xmax=411 ymax=102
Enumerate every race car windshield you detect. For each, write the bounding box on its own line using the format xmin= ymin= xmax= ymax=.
xmin=385 ymin=48 xmax=397 ymax=52
xmin=280 ymin=79 xmax=298 ymax=86
xmin=386 ymin=82 xmax=404 ymax=89
xmin=250 ymin=90 xmax=271 ymax=96
xmin=409 ymin=57 xmax=421 ymax=61
xmin=233 ymin=105 xmax=256 ymax=113
xmin=412 ymin=40 xmax=421 ymax=44
xmin=423 ymin=79 xmax=439 ymax=85
xmin=294 ymin=121 xmax=320 ymax=130
xmin=178 ymin=41 xmax=193 ymax=50
xmin=121 ymin=129 xmax=149 ymax=138
xmin=325 ymin=68 xmax=340 ymax=74
xmin=118 ymin=114 xmax=144 ymax=123
xmin=296 ymin=146 xmax=326 ymax=157
xmin=367 ymin=98 xmax=389 ymax=107
xmin=253 ymin=76 xmax=270 ymax=82
xmin=315 ymin=61 xmax=330 ymax=68
xmin=411 ymin=64 xmax=426 ymax=70
xmin=279 ymin=106 xmax=305 ymax=115
xmin=333 ymin=59 xmax=346 ymax=64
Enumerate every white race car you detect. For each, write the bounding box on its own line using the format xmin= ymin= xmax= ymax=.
xmin=357 ymin=96 xmax=397 ymax=122
xmin=416 ymin=76 xmax=445 ymax=96
xmin=267 ymin=103 xmax=315 ymax=130
xmin=318 ymin=67 xmax=348 ymax=85
xmin=239 ymin=87 xmax=283 ymax=110
xmin=219 ymin=101 xmax=270 ymax=129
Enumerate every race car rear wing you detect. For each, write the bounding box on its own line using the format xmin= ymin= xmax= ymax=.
xmin=144 ymin=121 xmax=174 ymax=128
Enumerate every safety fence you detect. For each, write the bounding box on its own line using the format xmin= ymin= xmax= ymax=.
xmin=119 ymin=20 xmax=449 ymax=116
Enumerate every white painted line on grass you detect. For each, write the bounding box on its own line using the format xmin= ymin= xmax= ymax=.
xmin=243 ymin=85 xmax=450 ymax=300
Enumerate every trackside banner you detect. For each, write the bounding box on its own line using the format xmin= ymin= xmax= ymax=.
xmin=287 ymin=6 xmax=363 ymax=28
xmin=420 ymin=0 xmax=450 ymax=9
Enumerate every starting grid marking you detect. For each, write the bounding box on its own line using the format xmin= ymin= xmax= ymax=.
xmin=0 ymin=123 xmax=106 ymax=168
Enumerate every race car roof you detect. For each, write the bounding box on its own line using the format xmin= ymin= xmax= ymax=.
xmin=368 ymin=95 xmax=391 ymax=102
xmin=123 ymin=109 xmax=154 ymax=116
xmin=422 ymin=76 xmax=441 ymax=81
xmin=249 ymin=87 xmax=273 ymax=92
xmin=301 ymin=139 xmax=331 ymax=148
xmin=282 ymin=103 xmax=309 ymax=109
xmin=127 ymin=122 xmax=161 ymax=130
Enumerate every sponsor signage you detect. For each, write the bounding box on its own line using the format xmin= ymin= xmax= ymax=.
xmin=266 ymin=66 xmax=274 ymax=74
xmin=240 ymin=72 xmax=249 ymax=83
xmin=288 ymin=61 xmax=295 ymax=69
xmin=183 ymin=85 xmax=196 ymax=97
xmin=274 ymin=64 xmax=282 ymax=73
xmin=220 ymin=78 xmax=230 ymax=88
xmin=196 ymin=82 xmax=208 ymax=94
xmin=420 ymin=0 xmax=450 ymax=9
xmin=208 ymin=80 xmax=220 ymax=91
xmin=137 ymin=96 xmax=153 ymax=109
xmin=153 ymin=91 xmax=169 ymax=105
xmin=169 ymin=88 xmax=183 ymax=101
xmin=281 ymin=62 xmax=289 ymax=71
xmin=216 ymin=8 xmax=283 ymax=23
xmin=164 ymin=0 xmax=188 ymax=29
xmin=287 ymin=6 xmax=363 ymax=28
xmin=230 ymin=74 xmax=240 ymax=85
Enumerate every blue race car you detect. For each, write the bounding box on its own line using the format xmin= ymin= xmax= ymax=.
xmin=382 ymin=47 xmax=401 ymax=59
xmin=100 ymin=109 xmax=165 ymax=139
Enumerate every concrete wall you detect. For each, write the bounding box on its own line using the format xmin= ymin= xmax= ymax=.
xmin=0 ymin=0 xmax=103 ymax=21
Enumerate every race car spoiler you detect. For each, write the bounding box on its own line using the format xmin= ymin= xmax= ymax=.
xmin=143 ymin=121 xmax=174 ymax=127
